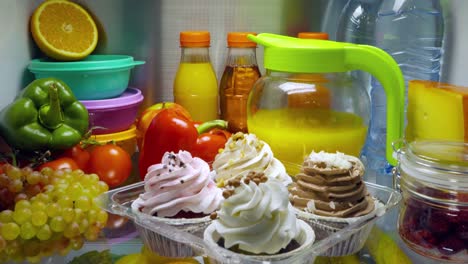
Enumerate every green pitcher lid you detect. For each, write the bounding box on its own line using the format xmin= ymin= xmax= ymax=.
xmin=248 ymin=33 xmax=349 ymax=73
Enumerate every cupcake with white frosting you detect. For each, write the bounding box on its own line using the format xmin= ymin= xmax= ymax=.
xmin=290 ymin=151 xmax=375 ymax=218
xmin=132 ymin=150 xmax=223 ymax=257
xmin=204 ymin=172 xmax=315 ymax=263
xmin=289 ymin=151 xmax=383 ymax=256
xmin=212 ymin=132 xmax=292 ymax=186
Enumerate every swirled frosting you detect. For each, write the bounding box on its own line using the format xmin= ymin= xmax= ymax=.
xmin=133 ymin=150 xmax=223 ymax=217
xmin=289 ymin=151 xmax=374 ymax=218
xmin=214 ymin=173 xmax=299 ymax=254
xmin=212 ymin=132 xmax=292 ymax=186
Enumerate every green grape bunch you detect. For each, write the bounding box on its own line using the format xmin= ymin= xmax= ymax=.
xmin=0 ymin=164 xmax=109 ymax=263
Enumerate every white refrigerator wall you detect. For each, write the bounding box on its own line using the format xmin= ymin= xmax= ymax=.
xmin=0 ymin=0 xmax=38 ymax=108
xmin=0 ymin=0 xmax=467 ymax=109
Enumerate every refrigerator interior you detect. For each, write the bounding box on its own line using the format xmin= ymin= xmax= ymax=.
xmin=0 ymin=1 xmax=467 ymax=263
xmin=3 ymin=0 xmax=466 ymax=109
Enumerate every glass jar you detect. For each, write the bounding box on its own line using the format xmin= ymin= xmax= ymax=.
xmin=394 ymin=141 xmax=468 ymax=262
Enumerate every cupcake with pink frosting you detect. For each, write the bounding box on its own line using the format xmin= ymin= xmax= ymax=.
xmin=132 ymin=150 xmax=223 ymax=257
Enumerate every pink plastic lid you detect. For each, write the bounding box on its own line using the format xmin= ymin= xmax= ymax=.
xmin=80 ymin=87 xmax=144 ymax=109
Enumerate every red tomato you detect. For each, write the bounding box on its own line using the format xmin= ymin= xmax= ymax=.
xmin=38 ymin=157 xmax=80 ymax=171
xmin=61 ymin=144 xmax=90 ymax=170
xmin=87 ymin=144 xmax=132 ymax=188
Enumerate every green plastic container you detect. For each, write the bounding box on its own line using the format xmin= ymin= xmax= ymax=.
xmin=28 ymin=55 xmax=145 ymax=100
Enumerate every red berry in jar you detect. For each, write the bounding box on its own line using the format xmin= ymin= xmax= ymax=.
xmin=395 ymin=141 xmax=468 ymax=262
xmin=438 ymin=237 xmax=465 ymax=255
xmin=456 ymin=223 xmax=468 ymax=241
xmin=426 ymin=210 xmax=451 ymax=234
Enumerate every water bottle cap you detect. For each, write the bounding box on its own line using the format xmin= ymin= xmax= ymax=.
xmin=180 ymin=31 xmax=210 ymax=47
xmin=297 ymin=32 xmax=329 ymax=40
xmin=227 ymin=32 xmax=257 ymax=48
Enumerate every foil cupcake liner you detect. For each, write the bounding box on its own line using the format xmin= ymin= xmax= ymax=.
xmin=131 ymin=201 xmax=210 ymax=257
xmin=295 ymin=200 xmax=384 ymax=256
xmin=203 ymin=219 xmax=316 ymax=264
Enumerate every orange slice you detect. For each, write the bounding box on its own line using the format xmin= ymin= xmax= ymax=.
xmin=30 ymin=0 xmax=98 ymax=61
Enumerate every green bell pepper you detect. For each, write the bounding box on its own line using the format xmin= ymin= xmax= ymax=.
xmin=0 ymin=78 xmax=89 ymax=152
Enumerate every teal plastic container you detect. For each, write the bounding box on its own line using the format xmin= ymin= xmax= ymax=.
xmin=28 ymin=55 xmax=145 ymax=100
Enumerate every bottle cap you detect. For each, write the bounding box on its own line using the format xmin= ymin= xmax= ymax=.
xmin=227 ymin=32 xmax=257 ymax=48
xmin=295 ymin=32 xmax=330 ymax=83
xmin=180 ymin=31 xmax=210 ymax=47
xmin=297 ymin=32 xmax=329 ymax=40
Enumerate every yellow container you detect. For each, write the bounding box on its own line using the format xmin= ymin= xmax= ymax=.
xmin=90 ymin=125 xmax=140 ymax=189
xmin=90 ymin=125 xmax=137 ymax=156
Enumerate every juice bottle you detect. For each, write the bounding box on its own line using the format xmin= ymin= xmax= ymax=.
xmin=219 ymin=32 xmax=261 ymax=133
xmin=174 ymin=31 xmax=218 ymax=122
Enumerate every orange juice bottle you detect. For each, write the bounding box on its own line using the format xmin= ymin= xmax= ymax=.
xmin=174 ymin=31 xmax=218 ymax=122
xmin=219 ymin=32 xmax=261 ymax=133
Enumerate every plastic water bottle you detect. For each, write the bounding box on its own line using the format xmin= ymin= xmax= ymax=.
xmin=337 ymin=0 xmax=445 ymax=186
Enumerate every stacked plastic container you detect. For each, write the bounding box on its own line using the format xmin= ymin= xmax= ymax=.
xmin=28 ymin=54 xmax=145 ymax=155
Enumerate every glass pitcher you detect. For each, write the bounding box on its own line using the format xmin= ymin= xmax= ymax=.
xmin=246 ymin=33 xmax=404 ymax=174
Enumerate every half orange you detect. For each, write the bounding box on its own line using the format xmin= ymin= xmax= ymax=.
xmin=30 ymin=0 xmax=98 ymax=61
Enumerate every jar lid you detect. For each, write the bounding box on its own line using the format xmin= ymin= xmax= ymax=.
xmin=28 ymin=55 xmax=145 ymax=72
xmin=80 ymin=87 xmax=143 ymax=110
xmin=297 ymin=32 xmax=329 ymax=40
xmin=408 ymin=141 xmax=468 ymax=167
xmin=399 ymin=140 xmax=468 ymax=189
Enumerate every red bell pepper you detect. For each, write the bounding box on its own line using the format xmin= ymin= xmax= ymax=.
xmin=138 ymin=109 xmax=229 ymax=179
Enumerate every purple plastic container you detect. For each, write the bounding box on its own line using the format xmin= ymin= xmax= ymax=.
xmin=81 ymin=87 xmax=144 ymax=135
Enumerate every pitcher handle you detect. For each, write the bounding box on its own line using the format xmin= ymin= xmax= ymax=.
xmin=344 ymin=44 xmax=405 ymax=166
